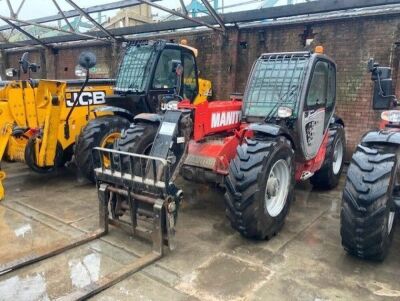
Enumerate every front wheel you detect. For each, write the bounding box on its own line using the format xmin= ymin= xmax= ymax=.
xmin=340 ymin=144 xmax=398 ymax=261
xmin=225 ymin=136 xmax=295 ymax=240
xmin=75 ymin=116 xmax=130 ymax=182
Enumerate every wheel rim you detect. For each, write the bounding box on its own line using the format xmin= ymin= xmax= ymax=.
xmin=265 ymin=159 xmax=290 ymax=217
xmin=332 ymin=138 xmax=344 ymax=175
xmin=101 ymin=132 xmax=121 ymax=167
xmin=388 ymin=211 xmax=395 ymax=234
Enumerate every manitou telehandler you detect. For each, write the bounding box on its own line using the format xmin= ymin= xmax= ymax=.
xmin=341 ymin=59 xmax=400 ymax=261
xmin=97 ymin=46 xmax=346 ymax=240
xmin=75 ymin=40 xmax=212 ymax=181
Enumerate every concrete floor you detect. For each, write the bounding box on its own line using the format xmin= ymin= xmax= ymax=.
xmin=1 ymin=162 xmax=400 ymax=301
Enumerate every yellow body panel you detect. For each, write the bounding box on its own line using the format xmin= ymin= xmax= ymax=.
xmin=0 ymin=80 xmax=114 ymax=200
xmin=57 ymin=84 xmax=114 ymax=150
xmin=193 ymin=78 xmax=212 ymax=105
xmin=35 ymin=81 xmax=65 ymax=166
xmin=0 ymin=98 xmax=14 ymax=201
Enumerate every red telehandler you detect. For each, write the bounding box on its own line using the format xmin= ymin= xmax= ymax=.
xmin=99 ymin=46 xmax=345 ymax=240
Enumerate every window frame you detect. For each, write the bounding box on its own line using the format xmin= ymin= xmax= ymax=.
xmin=151 ymin=48 xmax=183 ymax=90
xmin=182 ymin=49 xmax=199 ymax=102
xmin=304 ymin=59 xmax=331 ymax=111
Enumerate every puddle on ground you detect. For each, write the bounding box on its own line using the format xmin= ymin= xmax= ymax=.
xmin=0 ymin=273 xmax=50 ymax=301
xmin=0 ymin=207 xmax=69 ymax=265
xmin=68 ymin=252 xmax=101 ymax=289
xmin=0 ymin=241 xmax=128 ymax=301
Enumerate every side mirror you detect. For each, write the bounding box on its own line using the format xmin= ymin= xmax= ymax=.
xmin=372 ymin=78 xmax=393 ymax=110
xmin=171 ymin=60 xmax=183 ymax=75
xmin=78 ymin=51 xmax=97 ymax=70
xmin=367 ymin=58 xmax=376 ymax=73
xmin=369 ymin=60 xmax=395 ymax=110
xmin=20 ymin=52 xmax=30 ymax=74
xmin=5 ymin=68 xmax=17 ymax=78
xmin=29 ymin=63 xmax=39 ymax=73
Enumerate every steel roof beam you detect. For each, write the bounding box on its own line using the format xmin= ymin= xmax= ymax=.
xmin=199 ymin=0 xmax=226 ymax=31
xmin=52 ymin=0 xmax=75 ymax=32
xmin=0 ymin=17 xmax=50 ymax=48
xmin=137 ymin=0 xmax=223 ymax=31
xmin=0 ymin=14 xmax=110 ymax=43
xmin=0 ymin=0 xmax=160 ymax=32
xmin=1 ymin=0 xmax=400 ymax=49
xmin=6 ymin=0 xmax=16 ymax=18
xmin=64 ymin=0 xmax=118 ymax=41
xmin=179 ymin=0 xmax=189 ymax=15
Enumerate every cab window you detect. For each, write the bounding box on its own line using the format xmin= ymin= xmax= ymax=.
xmin=326 ymin=62 xmax=336 ymax=114
xmin=306 ymin=61 xmax=329 ymax=108
xmin=183 ymin=52 xmax=198 ymax=102
xmin=153 ymin=49 xmax=181 ymax=89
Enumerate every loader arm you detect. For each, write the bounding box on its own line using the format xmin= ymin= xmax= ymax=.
xmin=34 ymin=80 xmax=66 ymax=167
xmin=0 ymin=101 xmax=14 ymax=201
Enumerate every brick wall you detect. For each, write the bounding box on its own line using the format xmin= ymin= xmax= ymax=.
xmin=5 ymin=13 xmax=400 ymax=158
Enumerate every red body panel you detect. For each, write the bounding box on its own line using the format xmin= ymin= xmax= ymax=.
xmin=179 ymin=100 xmax=242 ymax=141
xmin=294 ymin=132 xmax=329 ymax=182
xmin=185 ymin=127 xmax=248 ymax=175
xmin=181 ymin=99 xmax=328 ymax=181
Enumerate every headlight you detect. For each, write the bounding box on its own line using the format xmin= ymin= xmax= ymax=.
xmin=277 ymin=106 xmax=293 ymax=118
xmin=5 ymin=68 xmax=16 ymax=77
xmin=75 ymin=65 xmax=86 ymax=77
xmin=381 ymin=110 xmax=400 ymax=123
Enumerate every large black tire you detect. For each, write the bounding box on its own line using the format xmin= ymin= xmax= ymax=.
xmin=112 ymin=123 xmax=158 ymax=217
xmin=225 ymin=136 xmax=295 ymax=240
xmin=24 ymin=136 xmax=65 ymax=174
xmin=117 ymin=123 xmax=158 ymax=154
xmin=75 ymin=115 xmax=130 ymax=182
xmin=310 ymin=124 xmax=345 ymax=190
xmin=340 ymin=144 xmax=398 ymax=261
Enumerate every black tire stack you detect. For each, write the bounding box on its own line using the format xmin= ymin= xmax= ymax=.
xmin=340 ymin=144 xmax=397 ymax=261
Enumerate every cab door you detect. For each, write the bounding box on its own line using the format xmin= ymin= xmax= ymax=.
xmin=148 ymin=47 xmax=182 ymax=112
xmin=301 ymin=60 xmax=335 ymax=160
xmin=182 ymin=50 xmax=199 ymax=103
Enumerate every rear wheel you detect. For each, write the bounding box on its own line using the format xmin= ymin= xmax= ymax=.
xmin=340 ymin=144 xmax=398 ymax=261
xmin=225 ymin=136 xmax=295 ymax=240
xmin=24 ymin=135 xmax=65 ymax=173
xmin=75 ymin=115 xmax=130 ymax=182
xmin=310 ymin=125 xmax=345 ymax=189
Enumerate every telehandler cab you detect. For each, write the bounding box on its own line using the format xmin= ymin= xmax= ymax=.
xmin=341 ymin=59 xmax=400 ymax=261
xmin=75 ymin=40 xmax=212 ymax=181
